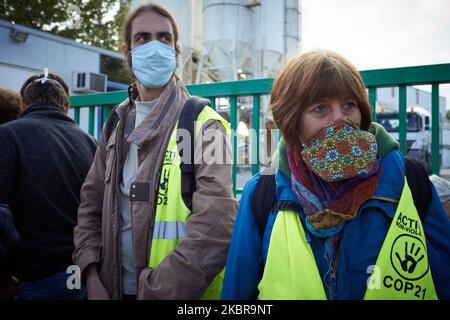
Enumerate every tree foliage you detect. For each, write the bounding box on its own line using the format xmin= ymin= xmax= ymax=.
xmin=0 ymin=0 xmax=131 ymax=51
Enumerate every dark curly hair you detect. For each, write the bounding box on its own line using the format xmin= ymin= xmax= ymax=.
xmin=0 ymin=88 xmax=22 ymax=124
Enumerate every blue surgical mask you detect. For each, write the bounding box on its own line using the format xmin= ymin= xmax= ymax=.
xmin=131 ymin=40 xmax=176 ymax=89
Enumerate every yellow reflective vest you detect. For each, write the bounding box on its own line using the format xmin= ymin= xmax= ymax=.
xmin=258 ymin=177 xmax=438 ymax=300
xmin=149 ymin=105 xmax=230 ymax=300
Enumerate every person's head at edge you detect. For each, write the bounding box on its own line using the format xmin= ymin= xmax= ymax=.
xmin=0 ymin=88 xmax=22 ymax=124
xmin=122 ymin=3 xmax=181 ymax=101
xmin=20 ymin=73 xmax=70 ymax=113
xmin=271 ymin=49 xmax=372 ymax=152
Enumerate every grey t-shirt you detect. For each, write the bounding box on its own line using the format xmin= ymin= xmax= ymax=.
xmin=120 ymin=99 xmax=157 ymax=295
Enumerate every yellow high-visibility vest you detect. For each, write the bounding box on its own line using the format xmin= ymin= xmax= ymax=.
xmin=149 ymin=105 xmax=230 ymax=300
xmin=258 ymin=177 xmax=438 ymax=300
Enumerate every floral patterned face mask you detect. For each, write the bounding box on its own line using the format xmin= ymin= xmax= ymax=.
xmin=300 ymin=119 xmax=378 ymax=182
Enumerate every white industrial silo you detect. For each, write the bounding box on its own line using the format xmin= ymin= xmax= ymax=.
xmin=150 ymin=0 xmax=194 ymax=81
xmin=130 ymin=0 xmax=301 ymax=84
xmin=255 ymin=0 xmax=300 ymax=78
xmin=285 ymin=0 xmax=301 ymax=60
xmin=256 ymin=0 xmax=284 ymax=78
xmin=201 ymin=0 xmax=253 ymax=82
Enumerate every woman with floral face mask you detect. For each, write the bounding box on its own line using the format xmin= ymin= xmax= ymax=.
xmin=222 ymin=50 xmax=450 ymax=300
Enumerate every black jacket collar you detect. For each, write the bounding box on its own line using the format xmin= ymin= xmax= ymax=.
xmin=19 ymin=104 xmax=76 ymax=124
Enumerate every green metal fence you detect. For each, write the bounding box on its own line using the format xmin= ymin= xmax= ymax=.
xmin=361 ymin=63 xmax=450 ymax=175
xmin=70 ymin=63 xmax=450 ymax=195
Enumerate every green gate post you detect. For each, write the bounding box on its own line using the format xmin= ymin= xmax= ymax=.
xmin=252 ymin=95 xmax=261 ymax=176
xmin=368 ymin=87 xmax=377 ymax=121
xmin=102 ymin=106 xmax=111 ymax=125
xmin=230 ymin=96 xmax=238 ymax=196
xmin=209 ymin=97 xmax=216 ymax=110
xmin=432 ymin=83 xmax=440 ymax=175
xmin=74 ymin=107 xmax=80 ymax=125
xmin=399 ymin=86 xmax=407 ymax=155
xmin=88 ymin=106 xmax=95 ymax=136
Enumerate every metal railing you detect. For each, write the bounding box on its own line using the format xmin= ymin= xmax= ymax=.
xmin=70 ymin=63 xmax=450 ymax=195
xmin=361 ymin=63 xmax=450 ymax=175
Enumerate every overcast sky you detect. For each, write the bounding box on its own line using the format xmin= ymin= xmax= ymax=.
xmin=301 ymin=0 xmax=450 ymax=109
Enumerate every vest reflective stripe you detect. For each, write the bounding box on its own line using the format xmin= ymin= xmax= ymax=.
xmin=153 ymin=221 xmax=187 ymax=239
xmin=149 ymin=105 xmax=230 ymax=300
xmin=258 ymin=177 xmax=438 ymax=300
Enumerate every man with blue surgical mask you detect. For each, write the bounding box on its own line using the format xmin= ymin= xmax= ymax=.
xmin=73 ymin=3 xmax=237 ymax=300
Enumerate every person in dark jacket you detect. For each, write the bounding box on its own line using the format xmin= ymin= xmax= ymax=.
xmin=0 ymin=204 xmax=19 ymax=300
xmin=0 ymin=88 xmax=21 ymax=300
xmin=0 ymin=70 xmax=97 ymax=300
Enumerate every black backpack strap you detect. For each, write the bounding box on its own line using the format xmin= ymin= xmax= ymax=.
xmin=273 ymin=200 xmax=303 ymax=213
xmin=405 ymin=156 xmax=432 ymax=221
xmin=251 ymin=167 xmax=277 ymax=238
xmin=177 ymin=96 xmax=210 ymax=211
xmin=103 ymin=106 xmax=119 ymax=141
xmin=102 ymin=106 xmax=135 ymax=185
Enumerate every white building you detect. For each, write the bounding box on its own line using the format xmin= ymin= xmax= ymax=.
xmin=0 ymin=19 xmax=128 ymax=94
xmin=376 ymin=86 xmax=446 ymax=117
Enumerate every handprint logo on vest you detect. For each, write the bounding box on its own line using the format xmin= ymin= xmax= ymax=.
xmin=390 ymin=234 xmax=429 ymax=281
